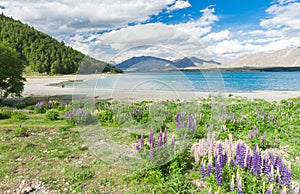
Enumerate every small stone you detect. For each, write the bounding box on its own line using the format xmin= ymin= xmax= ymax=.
xmin=21 ymin=186 xmax=33 ymax=194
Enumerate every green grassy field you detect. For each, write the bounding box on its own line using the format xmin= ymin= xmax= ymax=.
xmin=0 ymin=96 xmax=299 ymax=193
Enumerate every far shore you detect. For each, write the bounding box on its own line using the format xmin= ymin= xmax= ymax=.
xmin=22 ymin=75 xmax=300 ymax=102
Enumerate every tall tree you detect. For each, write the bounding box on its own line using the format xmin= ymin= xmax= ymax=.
xmin=0 ymin=43 xmax=25 ymax=98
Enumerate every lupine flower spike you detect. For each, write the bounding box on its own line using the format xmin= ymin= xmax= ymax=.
xmin=265 ymin=184 xmax=273 ymax=194
xmin=230 ymin=174 xmax=234 ymax=191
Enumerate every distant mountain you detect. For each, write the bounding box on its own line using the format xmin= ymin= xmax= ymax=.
xmin=115 ymin=56 xmax=220 ymax=71
xmin=0 ymin=13 xmax=122 ymax=74
xmin=223 ymin=47 xmax=300 ymax=68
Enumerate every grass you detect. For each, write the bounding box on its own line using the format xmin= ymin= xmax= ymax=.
xmin=0 ymin=96 xmax=299 ymax=193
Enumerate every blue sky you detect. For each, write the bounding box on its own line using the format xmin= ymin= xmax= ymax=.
xmin=1 ymin=0 xmax=300 ymax=62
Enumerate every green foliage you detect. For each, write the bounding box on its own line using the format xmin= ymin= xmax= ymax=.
xmin=0 ymin=13 xmax=122 ymax=75
xmin=0 ymin=43 xmax=25 ymax=98
xmin=45 ymin=109 xmax=60 ymax=120
xmin=10 ymin=111 xmax=27 ymax=120
xmin=72 ymin=170 xmax=95 ymax=182
xmin=13 ymin=126 xmax=29 ymax=137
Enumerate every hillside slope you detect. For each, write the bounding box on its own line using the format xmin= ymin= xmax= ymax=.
xmin=0 ymin=14 xmax=121 ymax=74
xmin=223 ymin=47 xmax=300 ymax=68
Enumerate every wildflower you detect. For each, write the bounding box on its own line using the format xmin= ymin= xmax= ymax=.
xmin=148 ymin=129 xmax=154 ymax=145
xmin=150 ymin=143 xmax=154 ymax=158
xmin=200 ymin=160 xmax=206 ymax=181
xmin=237 ymin=177 xmax=243 ymax=194
xmin=280 ymin=186 xmax=286 ymax=194
xmin=275 ymin=135 xmax=278 ymax=141
xmin=260 ymin=131 xmax=267 ymax=143
xmin=265 ymin=184 xmax=273 ymax=194
xmin=251 ymin=144 xmax=262 ymax=176
xmin=157 ymin=129 xmax=162 ymax=150
xmin=215 ymin=156 xmax=223 ymax=186
xmin=164 ymin=130 xmax=167 ymax=146
xmin=136 ymin=136 xmax=140 ymax=152
xmin=171 ymin=135 xmax=176 ymax=146
xmin=230 ymin=175 xmax=234 ymax=191
xmin=248 ymin=131 xmax=252 ymax=139
xmin=221 ymin=125 xmax=226 ymax=131
xmin=207 ymin=161 xmax=212 ymax=176
xmin=140 ymin=134 xmax=144 ymax=148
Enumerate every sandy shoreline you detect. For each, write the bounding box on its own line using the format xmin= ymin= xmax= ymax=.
xmin=23 ymin=75 xmax=300 ymax=101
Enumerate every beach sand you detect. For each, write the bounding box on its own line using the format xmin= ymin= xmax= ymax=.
xmin=23 ymin=75 xmax=300 ymax=102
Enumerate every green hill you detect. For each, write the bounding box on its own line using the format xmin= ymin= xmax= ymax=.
xmin=0 ymin=13 xmax=122 ymax=74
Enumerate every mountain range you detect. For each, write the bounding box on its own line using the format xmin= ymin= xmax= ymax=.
xmin=223 ymin=47 xmax=300 ymax=68
xmin=114 ymin=56 xmax=221 ymax=71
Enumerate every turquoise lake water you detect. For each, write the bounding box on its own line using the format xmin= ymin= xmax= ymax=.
xmin=67 ymin=72 xmax=300 ymax=92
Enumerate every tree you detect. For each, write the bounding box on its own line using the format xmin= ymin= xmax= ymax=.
xmin=0 ymin=43 xmax=25 ymax=98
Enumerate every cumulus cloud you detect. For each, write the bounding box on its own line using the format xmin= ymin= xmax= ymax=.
xmin=64 ymin=6 xmax=219 ymax=62
xmin=167 ymin=0 xmax=191 ymax=12
xmin=260 ymin=1 xmax=300 ymax=30
xmin=1 ymin=0 xmax=176 ymax=35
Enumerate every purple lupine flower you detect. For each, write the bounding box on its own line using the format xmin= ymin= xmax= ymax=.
xmin=265 ymin=185 xmax=273 ymax=194
xmin=298 ymin=187 xmax=300 ymax=194
xmin=164 ymin=130 xmax=167 ymax=146
xmin=207 ymin=162 xmax=212 ymax=176
xmin=236 ymin=142 xmax=247 ymax=168
xmin=263 ymin=157 xmax=271 ymax=175
xmin=148 ymin=129 xmax=154 ymax=145
xmin=218 ymin=141 xmax=223 ymax=167
xmin=268 ymin=165 xmax=274 ymax=182
xmin=237 ymin=177 xmax=243 ymax=194
xmin=275 ymin=135 xmax=278 ymax=141
xmin=248 ymin=131 xmax=252 ymax=139
xmin=274 ymin=155 xmax=282 ymax=171
xmin=174 ymin=113 xmax=179 ymax=122
xmin=171 ymin=136 xmax=176 ymax=146
xmin=221 ymin=125 xmax=226 ymax=131
xmin=246 ymin=149 xmax=252 ymax=169
xmin=150 ymin=143 xmax=154 ymax=158
xmin=251 ymin=144 xmax=262 ymax=176
xmin=136 ymin=136 xmax=140 ymax=152
xmin=261 ymin=131 xmax=267 ymax=143
xmin=271 ymin=115 xmax=275 ymax=123
xmin=269 ymin=153 xmax=275 ymax=166
xmin=157 ymin=129 xmax=162 ymax=150
xmin=215 ymin=156 xmax=223 ymax=186
xmin=140 ymin=134 xmax=144 ymax=148
xmin=280 ymin=186 xmax=287 ymax=194
xmin=230 ymin=175 xmax=234 ymax=191
xmin=187 ymin=115 xmax=192 ymax=129
xmin=200 ymin=160 xmax=206 ymax=180
xmin=34 ymin=101 xmax=52 ymax=109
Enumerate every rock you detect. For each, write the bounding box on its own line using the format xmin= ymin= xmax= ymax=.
xmin=21 ymin=186 xmax=33 ymax=194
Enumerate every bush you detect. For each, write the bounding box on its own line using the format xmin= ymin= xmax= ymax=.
xmin=0 ymin=107 xmax=12 ymax=119
xmin=10 ymin=111 xmax=27 ymax=120
xmin=45 ymin=110 xmax=60 ymax=120
xmin=65 ymin=108 xmax=97 ymax=125
xmin=34 ymin=101 xmax=52 ymax=113
xmin=14 ymin=126 xmax=29 ymax=137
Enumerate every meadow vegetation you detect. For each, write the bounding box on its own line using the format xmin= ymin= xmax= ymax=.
xmin=0 ymin=96 xmax=299 ymax=193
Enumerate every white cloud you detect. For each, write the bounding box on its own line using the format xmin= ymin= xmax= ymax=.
xmin=167 ymin=0 xmax=191 ymax=12
xmin=64 ymin=6 xmax=219 ymax=62
xmin=260 ymin=2 xmax=300 ymax=30
xmin=204 ymin=30 xmax=231 ymax=41
xmin=1 ymin=0 xmax=176 ymax=35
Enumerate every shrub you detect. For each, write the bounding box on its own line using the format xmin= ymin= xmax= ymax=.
xmin=45 ymin=109 xmax=60 ymax=120
xmin=65 ymin=108 xmax=97 ymax=125
xmin=14 ymin=126 xmax=29 ymax=137
xmin=34 ymin=101 xmax=52 ymax=113
xmin=10 ymin=111 xmax=27 ymax=120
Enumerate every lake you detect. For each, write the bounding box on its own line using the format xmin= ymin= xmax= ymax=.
xmin=64 ymin=71 xmax=300 ymax=93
